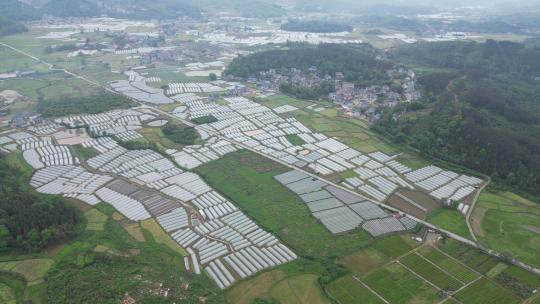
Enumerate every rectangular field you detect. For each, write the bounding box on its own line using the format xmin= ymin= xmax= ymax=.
xmin=437 ymin=239 xmax=499 ymax=274
xmin=454 ymin=278 xmax=521 ymax=304
xmin=400 ymin=253 xmax=463 ymax=291
xmin=328 ymin=276 xmax=385 ymax=304
xmin=363 ymin=262 xmax=441 ymax=304
xmin=372 ymin=235 xmax=417 ymax=259
xmin=417 ymin=246 xmax=479 ymax=284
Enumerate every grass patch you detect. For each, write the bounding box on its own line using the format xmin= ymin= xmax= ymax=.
xmin=485 ymin=262 xmax=508 ymax=278
xmin=364 ymin=262 xmax=440 ymax=304
xmin=9 ymin=259 xmax=54 ymax=285
xmin=476 ymin=190 xmax=540 ymax=268
xmin=338 ymin=169 xmax=357 ymax=179
xmin=226 ymin=269 xmax=287 ymax=304
xmin=427 ymin=208 xmax=471 ymax=239
xmin=269 ymin=274 xmax=329 ymax=304
xmin=454 ymin=278 xmax=521 ymax=304
xmin=257 ymin=94 xmax=313 ymax=109
xmin=140 ymin=219 xmax=187 ymax=256
xmin=195 ymin=150 xmax=374 ymax=258
xmin=327 ymin=276 xmax=385 ymax=304
xmin=372 ymin=235 xmax=417 ymax=259
xmin=71 ymin=144 xmax=99 ymax=160
xmin=121 ymin=222 xmax=146 ymax=243
xmin=138 ymin=127 xmax=185 ymax=150
xmin=285 ymin=134 xmax=306 ymax=146
xmin=339 ymin=247 xmax=388 ymax=276
xmin=84 ymin=209 xmax=107 ymax=231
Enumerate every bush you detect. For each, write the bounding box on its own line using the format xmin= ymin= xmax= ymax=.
xmin=162 ymin=123 xmax=198 ymax=145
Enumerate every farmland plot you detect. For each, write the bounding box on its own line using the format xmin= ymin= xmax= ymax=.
xmin=400 ymin=253 xmax=463 ymax=291
xmin=417 ymin=246 xmax=479 ymax=284
xmin=364 ymin=262 xmax=441 ymax=304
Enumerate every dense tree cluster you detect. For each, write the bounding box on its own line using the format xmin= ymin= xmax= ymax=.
xmin=281 ymin=20 xmax=352 ymax=33
xmin=37 ymin=92 xmax=136 ymax=118
xmin=225 ymin=43 xmax=391 ymax=86
xmin=1 ymin=0 xmax=202 ymax=22
xmin=0 ymin=16 xmax=27 ymax=38
xmin=377 ymin=40 xmax=540 ymax=197
xmin=0 ymin=154 xmax=79 ymax=252
xmin=390 ymin=40 xmax=540 ymax=78
xmin=162 ymin=123 xmax=199 ymax=145
xmin=191 ymin=115 xmax=218 ymax=125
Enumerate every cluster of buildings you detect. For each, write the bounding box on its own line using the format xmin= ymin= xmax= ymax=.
xmin=331 ymin=68 xmax=421 ymax=122
xmin=240 ymin=66 xmax=421 ymax=122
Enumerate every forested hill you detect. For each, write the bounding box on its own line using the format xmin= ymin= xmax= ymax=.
xmin=390 ymin=40 xmax=540 ymax=77
xmin=376 ymin=40 xmax=540 ymax=197
xmin=225 ymin=43 xmax=392 ymax=85
xmin=0 ymin=154 xmax=80 ymax=252
xmin=1 ymin=0 xmax=203 ymax=21
xmin=281 ymin=20 xmax=353 ymax=33
xmin=0 ymin=16 xmax=27 ymax=38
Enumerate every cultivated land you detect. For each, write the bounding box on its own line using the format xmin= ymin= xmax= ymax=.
xmin=472 ymin=190 xmax=540 ymax=268
xmin=0 ymin=19 xmax=539 ymax=304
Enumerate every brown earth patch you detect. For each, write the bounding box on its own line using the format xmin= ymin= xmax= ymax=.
xmin=471 ymin=206 xmax=486 ymax=237
xmin=386 ymin=189 xmax=442 ymax=219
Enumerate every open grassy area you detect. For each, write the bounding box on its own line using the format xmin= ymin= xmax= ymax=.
xmin=257 ymin=94 xmax=313 ymax=109
xmin=473 ymin=190 xmax=540 ymax=268
xmin=0 ymin=72 xmax=100 ymax=103
xmin=226 ymin=269 xmax=287 ymax=304
xmin=9 ymin=259 xmax=54 ymax=285
xmin=138 ymin=127 xmax=185 ymax=150
xmin=270 ymin=274 xmax=329 ymax=304
xmin=140 ymin=218 xmax=187 ymax=256
xmin=0 ymin=46 xmax=46 ymax=73
xmin=327 ymin=276 xmax=385 ymax=304
xmin=84 ymin=208 xmax=107 ymax=231
xmin=427 ymin=208 xmax=471 ymax=239
xmin=195 ymin=149 xmax=374 ymax=258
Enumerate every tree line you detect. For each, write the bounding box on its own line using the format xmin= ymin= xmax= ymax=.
xmin=37 ymin=91 xmax=136 ymax=118
xmin=0 ymin=154 xmax=80 ymax=252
